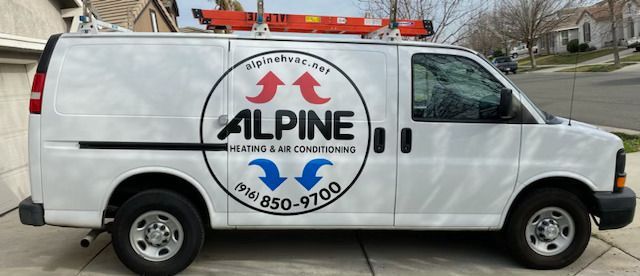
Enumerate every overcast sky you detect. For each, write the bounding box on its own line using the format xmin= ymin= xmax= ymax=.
xmin=177 ymin=0 xmax=363 ymax=29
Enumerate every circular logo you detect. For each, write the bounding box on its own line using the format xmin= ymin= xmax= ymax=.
xmin=200 ymin=50 xmax=370 ymax=215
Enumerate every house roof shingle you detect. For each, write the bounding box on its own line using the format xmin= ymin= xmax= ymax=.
xmin=554 ymin=7 xmax=586 ymax=31
xmin=553 ymin=0 xmax=638 ymax=32
xmin=577 ymin=0 xmax=639 ymax=23
xmin=91 ymin=0 xmax=178 ymax=32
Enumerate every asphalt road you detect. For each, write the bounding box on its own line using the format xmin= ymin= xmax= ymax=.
xmin=509 ymin=72 xmax=640 ymax=130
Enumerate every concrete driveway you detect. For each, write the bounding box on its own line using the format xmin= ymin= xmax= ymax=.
xmin=2 ymin=153 xmax=639 ymax=275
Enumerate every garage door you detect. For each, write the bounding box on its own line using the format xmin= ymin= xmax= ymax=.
xmin=0 ymin=63 xmax=31 ymax=214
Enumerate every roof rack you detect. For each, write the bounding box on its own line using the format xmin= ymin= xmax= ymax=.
xmin=78 ymin=0 xmax=132 ymax=34
xmin=192 ymin=0 xmax=433 ymax=41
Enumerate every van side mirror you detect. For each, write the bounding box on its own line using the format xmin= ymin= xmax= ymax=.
xmin=499 ymin=88 xmax=514 ymax=120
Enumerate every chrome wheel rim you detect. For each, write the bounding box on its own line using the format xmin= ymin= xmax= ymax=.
xmin=129 ymin=211 xmax=184 ymax=262
xmin=525 ymin=207 xmax=575 ymax=256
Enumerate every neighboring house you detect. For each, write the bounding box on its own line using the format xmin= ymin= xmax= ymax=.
xmin=538 ymin=0 xmax=640 ymax=54
xmin=538 ymin=8 xmax=584 ymax=54
xmin=0 ymin=0 xmax=83 ymax=214
xmin=91 ymin=0 xmax=179 ymax=32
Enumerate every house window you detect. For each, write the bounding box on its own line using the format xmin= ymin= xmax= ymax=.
xmin=150 ymin=10 xmax=159 ymax=32
xmin=561 ymin=31 xmax=569 ymax=45
xmin=583 ymin=22 xmax=591 ymax=42
xmin=629 ymin=20 xmax=635 ymax=38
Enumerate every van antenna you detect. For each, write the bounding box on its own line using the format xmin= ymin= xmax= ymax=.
xmin=568 ymin=50 xmax=579 ymax=126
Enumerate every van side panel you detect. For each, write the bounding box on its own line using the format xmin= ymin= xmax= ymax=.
xmin=40 ymin=36 xmax=229 ymax=228
xmin=28 ymin=115 xmax=43 ymax=203
xmin=517 ymin=124 xmax=620 ymax=192
xmin=225 ymin=39 xmax=399 ymax=226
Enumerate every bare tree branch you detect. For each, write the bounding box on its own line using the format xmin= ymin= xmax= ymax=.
xmin=357 ymin=0 xmax=484 ymax=44
xmin=497 ymin=0 xmax=583 ymax=68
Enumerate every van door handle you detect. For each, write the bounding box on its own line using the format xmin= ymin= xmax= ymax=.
xmin=374 ymin=128 xmax=385 ymax=153
xmin=401 ymin=128 xmax=412 ymax=153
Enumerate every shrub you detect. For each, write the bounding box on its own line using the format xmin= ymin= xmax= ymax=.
xmin=567 ymin=39 xmax=580 ymax=53
xmin=579 ymin=43 xmax=589 ymax=52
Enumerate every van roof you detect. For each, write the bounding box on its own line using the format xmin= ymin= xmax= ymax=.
xmin=61 ymin=32 xmax=477 ymax=54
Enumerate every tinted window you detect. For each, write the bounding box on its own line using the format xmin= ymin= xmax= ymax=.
xmin=494 ymin=57 xmax=512 ymax=63
xmin=412 ymin=54 xmax=504 ymax=122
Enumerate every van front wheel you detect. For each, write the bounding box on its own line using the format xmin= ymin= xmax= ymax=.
xmin=505 ymin=188 xmax=590 ymax=269
xmin=112 ymin=190 xmax=204 ymax=276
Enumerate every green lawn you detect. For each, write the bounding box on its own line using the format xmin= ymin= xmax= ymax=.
xmin=612 ymin=132 xmax=640 ymax=153
xmin=620 ymin=53 xmax=640 ymax=62
xmin=557 ymin=63 xmax=634 ymax=72
xmin=519 ymin=49 xmax=617 ymax=66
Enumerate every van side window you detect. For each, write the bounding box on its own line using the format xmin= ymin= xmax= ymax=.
xmin=412 ymin=54 xmax=504 ymax=122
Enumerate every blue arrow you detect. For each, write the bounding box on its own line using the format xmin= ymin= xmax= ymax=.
xmin=248 ymin=159 xmax=287 ymax=191
xmin=295 ymin=158 xmax=333 ymax=191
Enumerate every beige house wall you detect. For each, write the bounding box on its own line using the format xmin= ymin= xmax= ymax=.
xmin=0 ymin=0 xmax=69 ymax=40
xmin=0 ymin=60 xmax=36 ymax=214
xmin=133 ymin=2 xmax=174 ymax=33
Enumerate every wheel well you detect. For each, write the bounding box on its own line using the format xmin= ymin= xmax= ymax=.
xmin=106 ymin=173 xmax=210 ymax=226
xmin=505 ymin=177 xmax=597 ymax=224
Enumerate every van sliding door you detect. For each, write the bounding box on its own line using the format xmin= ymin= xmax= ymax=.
xmin=225 ymin=39 xmax=399 ymax=226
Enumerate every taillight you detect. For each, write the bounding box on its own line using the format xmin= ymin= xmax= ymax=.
xmin=614 ymin=149 xmax=626 ymax=193
xmin=29 ymin=33 xmax=61 ymax=114
xmin=30 ymin=72 xmax=46 ymax=114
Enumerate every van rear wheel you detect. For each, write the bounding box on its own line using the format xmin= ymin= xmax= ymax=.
xmin=112 ymin=189 xmax=204 ymax=276
xmin=505 ymin=188 xmax=590 ymax=269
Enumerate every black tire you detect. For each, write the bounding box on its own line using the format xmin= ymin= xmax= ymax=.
xmin=112 ymin=189 xmax=205 ymax=276
xmin=513 ymin=70 xmax=517 ymax=74
xmin=512 ymin=53 xmax=518 ymax=59
xmin=504 ymin=188 xmax=590 ymax=269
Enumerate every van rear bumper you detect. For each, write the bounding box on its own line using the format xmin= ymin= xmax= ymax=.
xmin=18 ymin=197 xmax=45 ymax=226
xmin=594 ymin=188 xmax=636 ymax=230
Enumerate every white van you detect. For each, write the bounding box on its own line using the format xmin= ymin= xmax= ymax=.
xmin=20 ymin=32 xmax=634 ymax=275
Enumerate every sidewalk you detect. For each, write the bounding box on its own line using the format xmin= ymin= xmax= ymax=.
xmin=1 ymin=154 xmax=639 ymax=275
xmin=579 ymin=48 xmax=636 ymax=65
xmin=523 ymin=48 xmax=639 ymax=73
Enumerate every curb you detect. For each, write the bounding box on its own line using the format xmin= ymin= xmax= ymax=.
xmin=599 ymin=125 xmax=640 ymax=135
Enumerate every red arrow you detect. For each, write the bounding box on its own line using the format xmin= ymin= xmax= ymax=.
xmin=246 ymin=71 xmax=285 ymax=104
xmin=293 ymin=72 xmax=330 ymax=104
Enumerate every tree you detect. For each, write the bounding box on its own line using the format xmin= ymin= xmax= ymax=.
xmin=463 ymin=12 xmax=505 ymax=56
xmin=358 ymin=0 xmax=484 ymax=44
xmin=214 ymin=0 xmax=244 ymax=11
xmin=206 ymin=0 xmax=244 ymax=33
xmin=605 ymin=0 xmax=630 ymax=67
xmin=498 ymin=0 xmax=581 ymax=68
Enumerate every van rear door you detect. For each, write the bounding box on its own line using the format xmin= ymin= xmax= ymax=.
xmin=223 ymin=39 xmax=398 ymax=226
